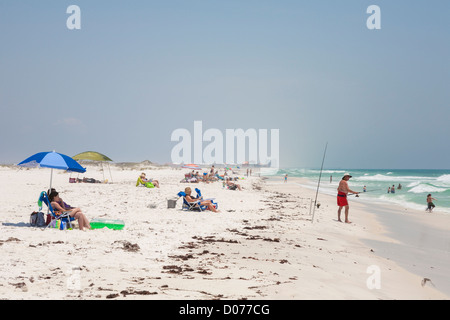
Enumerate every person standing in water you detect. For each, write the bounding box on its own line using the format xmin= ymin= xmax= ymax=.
xmin=426 ymin=194 xmax=436 ymax=212
xmin=337 ymin=173 xmax=359 ymax=223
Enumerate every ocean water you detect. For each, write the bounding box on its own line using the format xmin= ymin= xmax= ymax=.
xmin=267 ymin=168 xmax=450 ymax=214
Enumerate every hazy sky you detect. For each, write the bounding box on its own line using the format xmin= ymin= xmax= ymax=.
xmin=1 ymin=0 xmax=449 ymax=169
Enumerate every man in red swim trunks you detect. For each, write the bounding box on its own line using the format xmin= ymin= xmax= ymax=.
xmin=337 ymin=173 xmax=359 ymax=223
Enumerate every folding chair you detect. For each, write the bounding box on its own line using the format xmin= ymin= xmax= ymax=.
xmin=177 ymin=191 xmax=205 ymax=211
xmin=177 ymin=188 xmax=218 ymax=212
xmin=38 ymin=191 xmax=75 ymax=229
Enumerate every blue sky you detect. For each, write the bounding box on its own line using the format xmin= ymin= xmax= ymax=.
xmin=0 ymin=0 xmax=449 ymax=168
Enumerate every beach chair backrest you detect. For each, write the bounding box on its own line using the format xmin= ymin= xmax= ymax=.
xmin=177 ymin=191 xmax=189 ymax=208
xmin=38 ymin=191 xmax=57 ymax=218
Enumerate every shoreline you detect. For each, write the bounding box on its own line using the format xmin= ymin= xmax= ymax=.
xmin=267 ymin=175 xmax=450 ymax=297
xmin=0 ymin=165 xmax=448 ymax=299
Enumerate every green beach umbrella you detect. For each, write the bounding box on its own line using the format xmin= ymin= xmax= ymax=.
xmin=72 ymin=151 xmax=113 ymax=162
xmin=72 ymin=151 xmax=113 ymax=183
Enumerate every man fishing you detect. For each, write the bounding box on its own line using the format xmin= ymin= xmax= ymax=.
xmin=337 ymin=173 xmax=359 ymax=223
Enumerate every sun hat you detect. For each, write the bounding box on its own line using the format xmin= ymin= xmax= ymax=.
xmin=342 ymin=173 xmax=352 ymax=179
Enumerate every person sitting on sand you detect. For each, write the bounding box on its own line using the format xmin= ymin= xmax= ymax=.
xmin=184 ymin=187 xmax=219 ymax=212
xmin=225 ymin=177 xmax=242 ymax=191
xmin=48 ymin=189 xmax=91 ymax=231
xmin=426 ymin=194 xmax=436 ymax=212
xmin=207 ymin=166 xmax=218 ymax=182
xmin=137 ymin=172 xmax=160 ymax=188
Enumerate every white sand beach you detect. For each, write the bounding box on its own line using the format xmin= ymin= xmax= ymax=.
xmin=0 ymin=163 xmax=448 ymax=300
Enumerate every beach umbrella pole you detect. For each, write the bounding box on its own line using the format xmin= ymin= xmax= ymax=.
xmin=47 ymin=168 xmax=53 ymax=216
xmin=49 ymin=168 xmax=53 ymax=194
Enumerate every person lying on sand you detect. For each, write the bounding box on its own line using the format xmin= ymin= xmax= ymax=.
xmin=48 ymin=189 xmax=91 ymax=231
xmin=184 ymin=187 xmax=219 ymax=212
xmin=225 ymin=177 xmax=242 ymax=191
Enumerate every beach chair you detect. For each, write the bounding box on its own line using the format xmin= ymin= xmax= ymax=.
xmin=136 ymin=176 xmax=145 ymax=186
xmin=177 ymin=191 xmax=204 ymax=211
xmin=194 ymin=188 xmax=218 ymax=209
xmin=177 ymin=188 xmax=218 ymax=212
xmin=38 ymin=191 xmax=74 ymax=229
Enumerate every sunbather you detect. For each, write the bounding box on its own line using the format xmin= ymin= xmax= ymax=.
xmin=48 ymin=190 xmax=91 ymax=231
xmin=225 ymin=177 xmax=242 ymax=191
xmin=48 ymin=188 xmax=74 ymax=210
xmin=184 ymin=187 xmax=219 ymax=212
xmin=137 ymin=172 xmax=160 ymax=188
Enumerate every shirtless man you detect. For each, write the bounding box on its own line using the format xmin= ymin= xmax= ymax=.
xmin=337 ymin=173 xmax=359 ymax=223
xmin=426 ymin=194 xmax=436 ymax=212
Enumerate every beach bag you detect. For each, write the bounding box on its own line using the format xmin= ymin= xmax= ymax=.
xmin=145 ymin=182 xmax=154 ymax=188
xmin=30 ymin=211 xmax=46 ymax=227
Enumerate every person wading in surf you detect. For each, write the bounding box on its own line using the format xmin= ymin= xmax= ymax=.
xmin=337 ymin=173 xmax=359 ymax=223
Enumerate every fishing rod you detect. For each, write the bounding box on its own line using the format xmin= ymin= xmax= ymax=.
xmin=347 ymin=189 xmax=383 ymax=196
xmin=311 ymin=142 xmax=328 ymax=223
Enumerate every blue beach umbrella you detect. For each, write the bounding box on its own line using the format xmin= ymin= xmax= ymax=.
xmin=18 ymin=151 xmax=86 ymax=191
